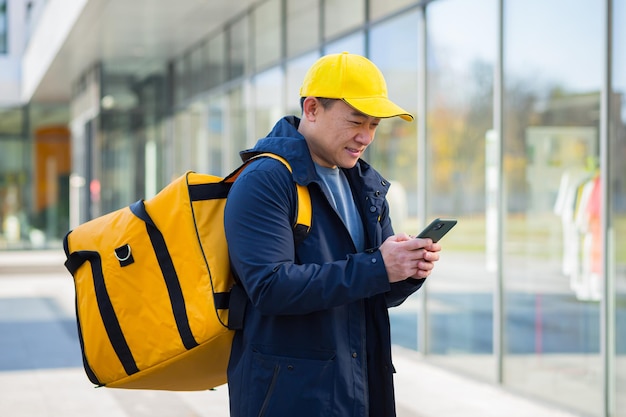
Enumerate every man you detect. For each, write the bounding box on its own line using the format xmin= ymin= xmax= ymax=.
xmin=224 ymin=52 xmax=442 ymax=417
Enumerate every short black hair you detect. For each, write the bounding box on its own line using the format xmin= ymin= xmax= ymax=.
xmin=299 ymin=97 xmax=338 ymax=112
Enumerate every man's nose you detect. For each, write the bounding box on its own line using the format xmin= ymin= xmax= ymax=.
xmin=355 ymin=126 xmax=375 ymax=145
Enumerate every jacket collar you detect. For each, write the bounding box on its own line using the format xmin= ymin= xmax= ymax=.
xmin=240 ymin=116 xmax=389 ymax=200
xmin=240 ymin=116 xmax=318 ymax=186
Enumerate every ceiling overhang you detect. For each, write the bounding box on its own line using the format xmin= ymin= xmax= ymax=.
xmin=25 ymin=0 xmax=256 ymax=103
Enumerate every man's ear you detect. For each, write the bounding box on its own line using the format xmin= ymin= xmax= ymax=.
xmin=302 ymin=97 xmax=319 ymax=121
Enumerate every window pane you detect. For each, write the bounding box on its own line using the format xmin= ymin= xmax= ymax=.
xmin=503 ymin=1 xmax=603 ymax=415
xmin=253 ymin=0 xmax=282 ymax=70
xmin=0 ymin=0 xmax=6 ymax=54
xmin=229 ymin=16 xmax=249 ymax=80
xmin=206 ymin=95 xmax=225 ymax=175
xmin=100 ymin=110 xmax=140 ymax=213
xmin=286 ymin=52 xmax=319 ymax=117
xmin=324 ymin=0 xmax=364 ymax=40
xmin=252 ymin=67 xmax=284 ymax=141
xmin=324 ymin=31 xmax=365 ymax=56
xmin=226 ymin=86 xmax=249 ymax=172
xmin=612 ymin=0 xmax=626 ymax=415
xmin=0 ymin=135 xmax=27 ymax=245
xmin=189 ymin=100 xmax=210 ymax=173
xmin=189 ymin=45 xmax=204 ymax=94
xmin=207 ymin=32 xmax=226 ymax=89
xmin=99 ymin=64 xmax=147 ymax=215
xmin=0 ymin=106 xmax=23 ymax=135
xmin=0 ymin=106 xmax=28 ymax=249
xmin=173 ymin=57 xmax=188 ymax=106
xmin=286 ymin=0 xmax=319 ymax=57
xmin=369 ymin=10 xmax=420 ymax=352
xmin=98 ymin=63 xmax=168 ymax=216
xmin=369 ymin=0 xmax=414 ymax=21
xmin=425 ymin=0 xmax=497 ymax=381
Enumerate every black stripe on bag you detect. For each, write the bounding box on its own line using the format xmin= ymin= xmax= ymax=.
xmin=213 ymin=292 xmax=230 ymax=310
xmin=188 ymin=182 xmax=232 ymax=201
xmin=66 ymin=250 xmax=138 ymax=379
xmin=64 ymin=246 xmax=106 ymax=385
xmin=74 ymin=292 xmax=103 ymax=386
xmin=130 ymin=200 xmax=199 ymax=350
xmin=64 ymin=233 xmax=87 ymax=275
xmin=88 ymin=251 xmax=140 ymax=376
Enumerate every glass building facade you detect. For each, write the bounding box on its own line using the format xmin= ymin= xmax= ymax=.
xmin=1 ymin=0 xmax=625 ymax=415
xmin=0 ymin=0 xmax=7 ymax=54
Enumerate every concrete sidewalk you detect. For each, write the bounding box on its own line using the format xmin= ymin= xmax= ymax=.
xmin=0 ymin=248 xmax=67 ymax=274
xmin=0 ymin=250 xmax=582 ymax=416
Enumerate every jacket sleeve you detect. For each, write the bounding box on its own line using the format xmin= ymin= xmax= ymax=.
xmin=377 ymin=196 xmax=427 ymax=308
xmin=224 ymin=159 xmax=391 ymax=316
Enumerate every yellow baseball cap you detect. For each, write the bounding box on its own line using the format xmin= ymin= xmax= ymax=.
xmin=299 ymin=52 xmax=414 ymax=122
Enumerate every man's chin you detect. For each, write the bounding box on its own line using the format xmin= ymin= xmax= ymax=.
xmin=339 ymin=159 xmax=359 ymax=169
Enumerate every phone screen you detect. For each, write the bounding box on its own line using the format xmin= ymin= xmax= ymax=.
xmin=416 ymin=218 xmax=457 ymax=243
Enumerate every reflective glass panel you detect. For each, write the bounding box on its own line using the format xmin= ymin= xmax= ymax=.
xmin=226 ymin=85 xmax=249 ymax=172
xmin=171 ymin=103 xmax=208 ymax=177
xmin=0 ymin=106 xmax=23 ymax=135
xmin=93 ymin=63 xmax=167 ymax=224
xmin=0 ymin=107 xmax=27 ymax=249
xmin=0 ymin=135 xmax=27 ymax=248
xmin=324 ymin=31 xmax=365 ymax=56
xmin=173 ymin=57 xmax=188 ymax=106
xmin=185 ymin=101 xmax=210 ymax=174
xmin=229 ymin=16 xmax=249 ymax=80
xmin=99 ymin=65 xmax=150 ymax=214
xmin=369 ymin=10 xmax=420 ymax=351
xmin=613 ymin=0 xmax=626 ymax=415
xmin=369 ymin=0 xmax=415 ymax=22
xmin=99 ymin=111 xmax=140 ymax=213
xmin=29 ymin=113 xmax=71 ymax=245
xmin=503 ymin=1 xmax=603 ymax=414
xmin=205 ymin=95 xmax=225 ymax=175
xmin=252 ymin=67 xmax=284 ymax=142
xmin=207 ymin=32 xmax=226 ymax=89
xmin=0 ymin=0 xmax=6 ymax=53
xmin=286 ymin=0 xmax=319 ymax=57
xmin=286 ymin=52 xmax=319 ymax=117
xmin=324 ymin=0 xmax=365 ymax=41
xmin=425 ymin=0 xmax=497 ymax=380
xmin=253 ymin=0 xmax=282 ymax=70
xmin=189 ymin=45 xmax=204 ymax=94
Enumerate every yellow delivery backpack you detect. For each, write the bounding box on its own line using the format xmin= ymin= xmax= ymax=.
xmin=63 ymin=153 xmax=311 ymax=391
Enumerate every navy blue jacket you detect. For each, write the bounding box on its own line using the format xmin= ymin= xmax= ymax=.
xmin=224 ymin=116 xmax=424 ymax=417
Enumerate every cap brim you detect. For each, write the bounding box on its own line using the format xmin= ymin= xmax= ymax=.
xmin=343 ymin=98 xmax=414 ymax=122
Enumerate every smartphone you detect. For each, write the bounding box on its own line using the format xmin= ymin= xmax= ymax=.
xmin=416 ymin=218 xmax=457 ymax=243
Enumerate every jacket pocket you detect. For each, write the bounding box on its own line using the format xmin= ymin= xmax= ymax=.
xmin=249 ymin=348 xmax=335 ymax=417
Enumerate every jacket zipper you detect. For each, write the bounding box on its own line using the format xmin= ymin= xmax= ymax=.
xmin=257 ymin=364 xmax=280 ymax=417
xmin=360 ymin=299 xmax=369 ymax=416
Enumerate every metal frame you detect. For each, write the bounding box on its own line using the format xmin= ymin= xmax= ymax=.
xmin=600 ymin=1 xmax=614 ymax=416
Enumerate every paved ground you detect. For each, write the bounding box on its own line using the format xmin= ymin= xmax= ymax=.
xmin=0 ymin=250 xmax=583 ymax=416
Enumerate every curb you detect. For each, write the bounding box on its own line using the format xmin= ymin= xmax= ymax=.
xmin=0 ymin=249 xmax=67 ymax=275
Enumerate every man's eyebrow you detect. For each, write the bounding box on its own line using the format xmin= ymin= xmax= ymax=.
xmin=350 ymin=111 xmax=369 ymax=118
xmin=349 ymin=111 xmax=381 ymax=122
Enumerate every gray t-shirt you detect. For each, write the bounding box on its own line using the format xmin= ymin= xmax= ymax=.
xmin=315 ymin=164 xmax=365 ymax=252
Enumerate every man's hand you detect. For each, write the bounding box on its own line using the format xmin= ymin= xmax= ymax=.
xmin=378 ymin=233 xmax=442 ymax=283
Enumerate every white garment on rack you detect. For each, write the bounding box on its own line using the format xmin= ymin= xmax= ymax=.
xmin=553 ymin=168 xmax=589 ymax=278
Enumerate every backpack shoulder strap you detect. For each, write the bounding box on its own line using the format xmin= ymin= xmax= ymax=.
xmin=255 ymin=153 xmax=311 ymax=239
xmin=227 ymin=152 xmax=311 ymax=240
